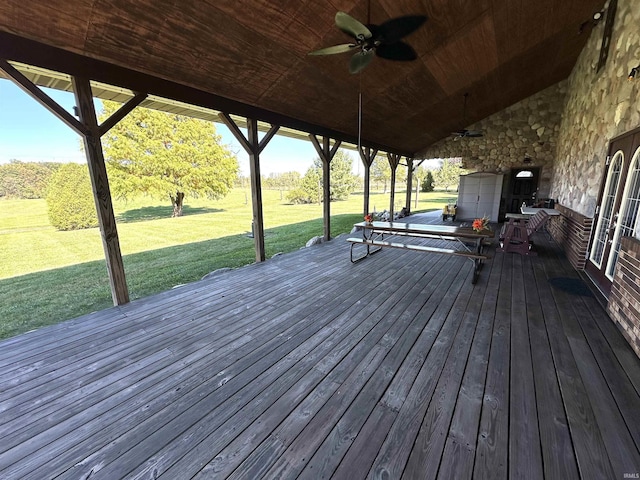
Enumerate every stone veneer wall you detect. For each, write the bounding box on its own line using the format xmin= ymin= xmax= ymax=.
xmin=551 ymin=0 xmax=640 ymax=217
xmin=418 ymin=82 xmax=567 ymax=199
xmin=608 ymin=236 xmax=640 ymax=358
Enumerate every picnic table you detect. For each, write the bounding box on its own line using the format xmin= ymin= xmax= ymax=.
xmin=521 ymin=206 xmax=560 ymax=216
xmin=347 ymin=221 xmax=493 ymax=284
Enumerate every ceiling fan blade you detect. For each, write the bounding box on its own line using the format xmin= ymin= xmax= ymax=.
xmin=309 ymin=43 xmax=356 ymax=56
xmin=376 ymin=41 xmax=418 ymax=61
xmin=376 ymin=15 xmax=427 ymax=44
xmin=349 ymin=50 xmax=375 ymax=74
xmin=335 ymin=12 xmax=372 ymax=39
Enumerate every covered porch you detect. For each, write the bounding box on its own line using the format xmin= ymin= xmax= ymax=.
xmin=1 ymin=212 xmax=639 ymax=479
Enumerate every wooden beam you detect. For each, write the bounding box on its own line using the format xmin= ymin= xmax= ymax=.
xmin=310 ymin=135 xmax=342 ymax=241
xmin=98 ymin=92 xmax=147 ymax=136
xmin=258 ymin=124 xmax=280 ymax=154
xmin=387 ymin=153 xmax=401 ymax=220
xmin=72 ymin=76 xmax=129 ymax=305
xmin=406 ymin=158 xmax=414 ymax=215
xmin=359 ymin=146 xmax=378 ymax=217
xmin=330 ymin=140 xmax=341 ymax=158
xmin=218 ymin=113 xmax=252 ymax=152
xmin=219 ymin=113 xmax=278 ymax=262
xmin=0 ymin=58 xmax=88 ymax=136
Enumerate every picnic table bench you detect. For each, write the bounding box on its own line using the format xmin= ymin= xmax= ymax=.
xmin=347 ymin=221 xmax=493 ymax=284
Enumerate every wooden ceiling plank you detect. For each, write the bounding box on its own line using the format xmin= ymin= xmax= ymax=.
xmin=0 ymin=1 xmax=93 ymax=48
xmin=491 ymin=0 xmax=524 ymax=64
xmin=424 ymin=13 xmax=498 ymax=95
xmin=0 ymin=0 xmax=599 ymax=155
xmin=210 ymin=0 xmax=328 ymax=54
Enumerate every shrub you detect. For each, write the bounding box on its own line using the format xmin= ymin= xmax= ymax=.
xmin=286 ymin=188 xmax=314 ymax=204
xmin=46 ymin=163 xmax=99 ymax=231
xmin=421 ymin=171 xmax=435 ymax=192
xmin=0 ymin=160 xmax=61 ymax=198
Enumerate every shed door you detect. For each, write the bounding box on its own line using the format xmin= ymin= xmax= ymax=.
xmin=587 ymin=131 xmax=640 ymax=295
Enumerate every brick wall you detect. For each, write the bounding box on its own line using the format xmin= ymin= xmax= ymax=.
xmin=608 ymin=236 xmax=640 ymax=358
xmin=547 ymin=204 xmax=593 ymax=270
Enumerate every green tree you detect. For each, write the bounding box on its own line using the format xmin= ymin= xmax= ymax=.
xmin=433 ymin=158 xmax=462 ymax=192
xmin=0 ymin=160 xmax=61 ymax=198
xmin=46 ymin=163 xmax=98 ymax=230
xmin=286 ymin=150 xmax=358 ymax=204
xmin=396 ymin=163 xmax=408 ymax=185
xmin=287 ymin=167 xmax=322 ymax=204
xmin=263 ymin=171 xmax=301 ymax=199
xmin=281 ymin=171 xmax=301 ymax=190
xmin=234 ymin=175 xmax=250 ymax=189
xmin=100 ymin=101 xmax=239 ymax=217
xmin=421 ymin=170 xmax=435 ymax=192
xmin=371 ymin=155 xmax=391 ymax=193
xmin=327 ymin=151 xmax=359 ymax=200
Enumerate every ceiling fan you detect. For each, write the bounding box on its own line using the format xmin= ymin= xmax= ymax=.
xmin=309 ymin=9 xmax=427 ymax=74
xmin=452 ymin=93 xmax=483 ymax=139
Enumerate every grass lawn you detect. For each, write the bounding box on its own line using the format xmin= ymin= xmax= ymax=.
xmin=0 ymin=187 xmax=456 ymax=339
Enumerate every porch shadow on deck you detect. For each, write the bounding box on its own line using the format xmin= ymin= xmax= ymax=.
xmin=0 ymin=212 xmax=639 ymax=479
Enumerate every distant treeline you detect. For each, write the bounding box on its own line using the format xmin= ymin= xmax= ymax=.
xmin=0 ymin=160 xmax=62 ymax=199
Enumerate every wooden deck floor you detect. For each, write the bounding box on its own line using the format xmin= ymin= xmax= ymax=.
xmin=1 ymin=212 xmax=639 ymax=479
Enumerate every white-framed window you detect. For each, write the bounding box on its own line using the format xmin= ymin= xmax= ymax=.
xmin=606 ymin=147 xmax=640 ymax=279
xmin=590 ymin=152 xmax=624 ymax=268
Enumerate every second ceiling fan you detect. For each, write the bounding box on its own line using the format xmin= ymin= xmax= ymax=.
xmin=452 ymin=93 xmax=483 ymax=139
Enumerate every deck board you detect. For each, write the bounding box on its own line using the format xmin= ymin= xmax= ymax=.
xmin=542 ymin=241 xmax=640 ymax=478
xmin=1 ymin=211 xmax=639 ymax=479
xmin=472 ymin=236 xmax=512 ymax=480
xmin=532 ymin=245 xmax=615 ymax=480
xmin=523 ymin=248 xmax=580 ymax=479
xmin=436 ymin=235 xmax=504 ymax=480
xmin=508 ymin=254 xmax=544 ymax=479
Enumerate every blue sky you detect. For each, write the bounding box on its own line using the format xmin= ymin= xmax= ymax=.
xmin=0 ymin=79 xmax=326 ymax=176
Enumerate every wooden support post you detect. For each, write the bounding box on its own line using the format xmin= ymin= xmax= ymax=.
xmin=72 ymin=76 xmax=130 ymax=305
xmin=247 ymin=119 xmax=265 ymax=262
xmin=2 ymin=58 xmax=150 ymax=306
xmin=359 ymin=146 xmax=378 ymax=216
xmin=387 ymin=153 xmax=401 ymax=220
xmin=405 ymin=158 xmax=414 ymax=215
xmin=219 ymin=113 xmax=279 ymax=262
xmin=310 ymin=135 xmax=341 ymax=241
